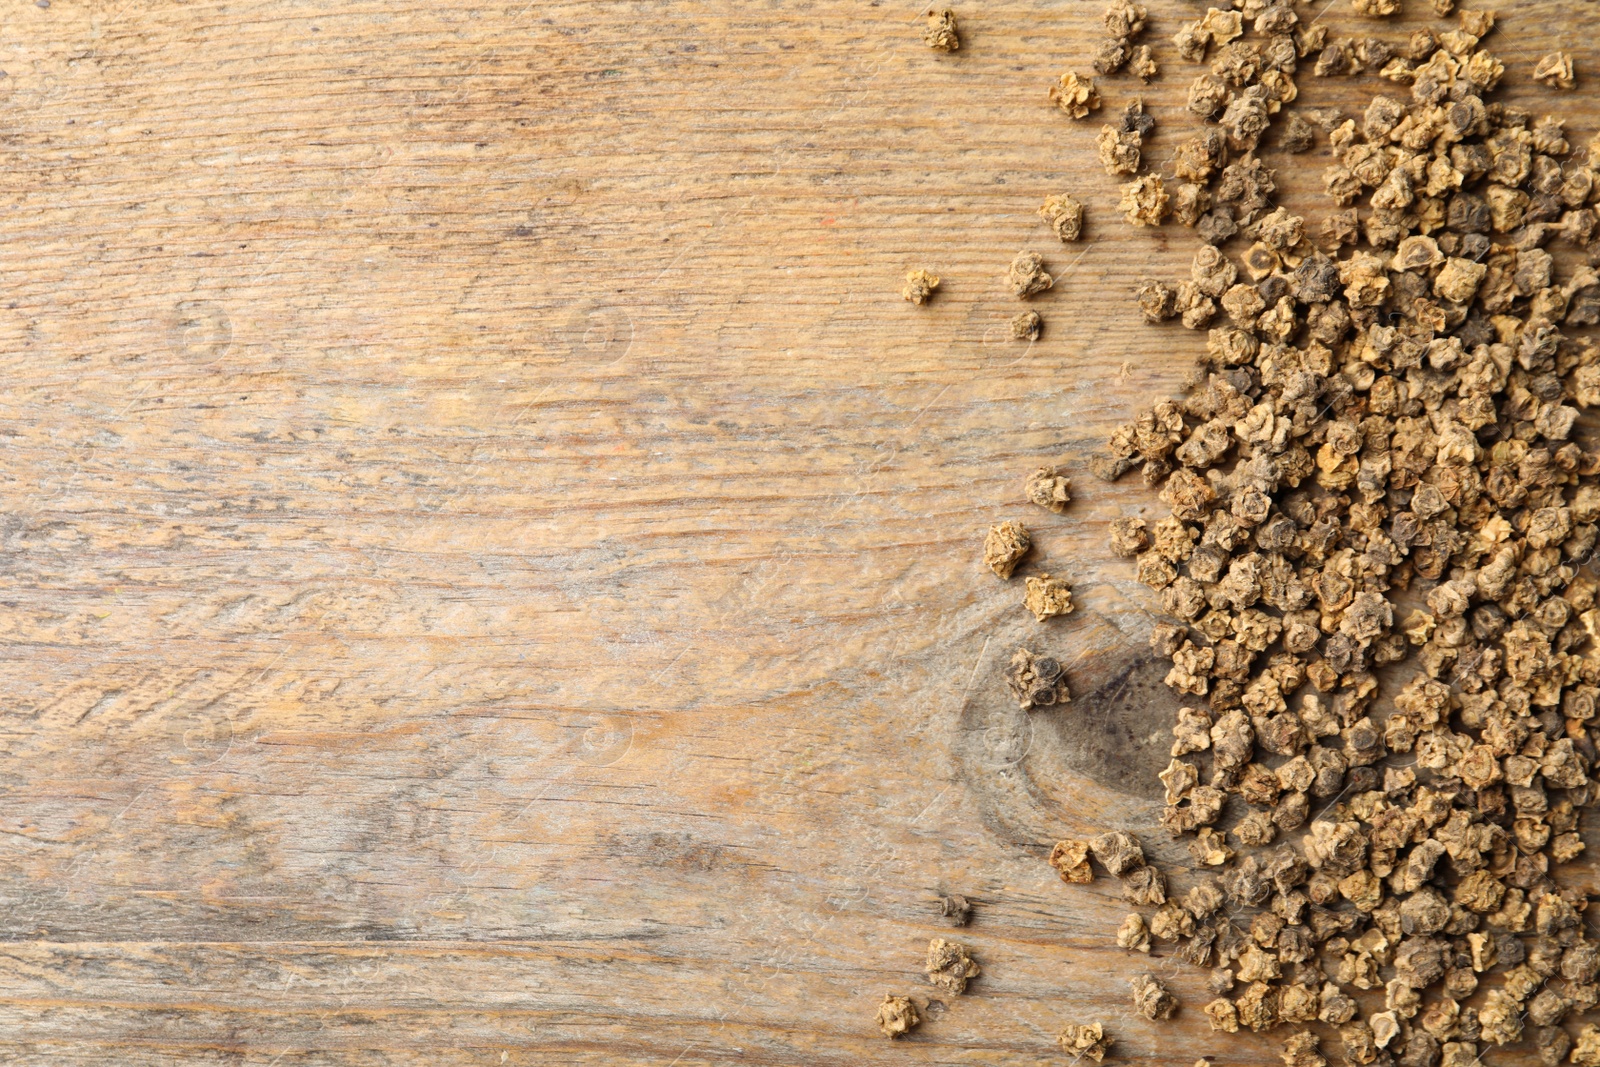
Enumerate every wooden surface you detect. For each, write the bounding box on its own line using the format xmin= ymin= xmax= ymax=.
xmin=1 ymin=1 xmax=1599 ymax=1063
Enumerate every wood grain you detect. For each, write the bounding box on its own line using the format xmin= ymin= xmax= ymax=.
xmin=1 ymin=0 xmax=1599 ymax=1062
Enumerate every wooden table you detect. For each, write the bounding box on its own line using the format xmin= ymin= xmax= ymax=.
xmin=0 ymin=1 xmax=1595 ymax=1062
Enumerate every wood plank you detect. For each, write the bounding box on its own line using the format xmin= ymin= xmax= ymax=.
xmin=0 ymin=0 xmax=1598 ymax=1061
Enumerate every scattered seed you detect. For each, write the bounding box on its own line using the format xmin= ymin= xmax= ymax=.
xmin=875 ymin=993 xmax=920 ymax=1038
xmin=982 ymin=520 xmax=1030 ymax=578
xmin=937 ymin=893 xmax=972 ymax=926
xmin=1024 ymin=573 xmax=1074 ymax=621
xmin=902 ymin=269 xmax=940 ymax=304
xmin=925 ymin=937 xmax=980 ymax=995
xmin=1011 ymin=309 xmax=1042 ymax=341
xmin=922 ymin=8 xmax=959 ymax=53
xmin=1060 ymin=1021 xmax=1114 ymax=1062
xmin=1007 ymin=251 xmax=1054 ymax=298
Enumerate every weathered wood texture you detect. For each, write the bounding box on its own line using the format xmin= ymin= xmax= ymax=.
xmin=1 ymin=1 xmax=1599 ymax=1063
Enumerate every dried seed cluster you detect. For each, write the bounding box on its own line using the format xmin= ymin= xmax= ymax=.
xmin=1094 ymin=0 xmax=1158 ymax=83
xmin=874 ymin=938 xmax=981 ymax=1040
xmin=1037 ymin=1 xmax=1600 ymax=1064
xmin=985 ymin=465 xmax=1085 ymax=703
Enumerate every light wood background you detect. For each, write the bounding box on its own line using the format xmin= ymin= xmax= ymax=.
xmin=0 ymin=1 xmax=1596 ymax=1063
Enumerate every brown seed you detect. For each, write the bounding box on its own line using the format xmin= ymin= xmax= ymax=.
xmin=1060 ymin=1022 xmax=1114 ymax=1062
xmin=922 ymin=8 xmax=959 ymax=52
xmin=1283 ymin=1031 xmax=1326 ymax=1067
xmin=1092 ymin=37 xmax=1131 ymax=76
xmin=1024 ymin=466 xmax=1071 ymax=514
xmin=1039 ymin=194 xmax=1086 ymax=242
xmin=1128 ymin=44 xmax=1158 ymax=82
xmin=937 ymin=893 xmax=972 ymax=926
xmin=875 ymin=993 xmax=920 ymax=1038
xmin=1049 ymin=838 xmax=1093 ymax=883
xmin=1033 ymin=10 xmax=1600 ymax=1057
xmin=1205 ymin=997 xmax=1240 ymax=1033
xmin=1048 ymin=71 xmax=1100 ymax=119
xmin=1090 ymin=830 xmax=1145 ymax=876
xmin=1010 ymin=310 xmax=1042 ymax=342
xmin=1005 ymin=646 xmax=1069 ymax=711
xmin=1131 ymin=973 xmax=1177 ymax=1019
xmin=902 ymin=269 xmax=940 ymax=304
xmin=1120 ymin=864 xmax=1166 ymax=906
xmin=1006 ymin=251 xmax=1054 ymax=298
xmin=925 ymin=937 xmax=980 ymax=995
xmin=1103 ymin=0 xmax=1146 ymax=39
xmin=982 ymin=520 xmax=1030 ymax=578
xmin=1109 ymin=516 xmax=1148 ymax=556
xmin=1024 ymin=573 xmax=1074 ymax=621
xmin=1199 ymin=8 xmax=1242 ymax=45
xmin=1119 ymin=174 xmax=1169 ymax=226
xmin=1150 ymin=900 xmax=1196 ymax=941
xmin=1532 ymin=51 xmax=1575 ymax=89
xmin=1117 ymin=912 xmax=1152 ymax=952
xmin=1097 ymin=124 xmax=1142 ymax=176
